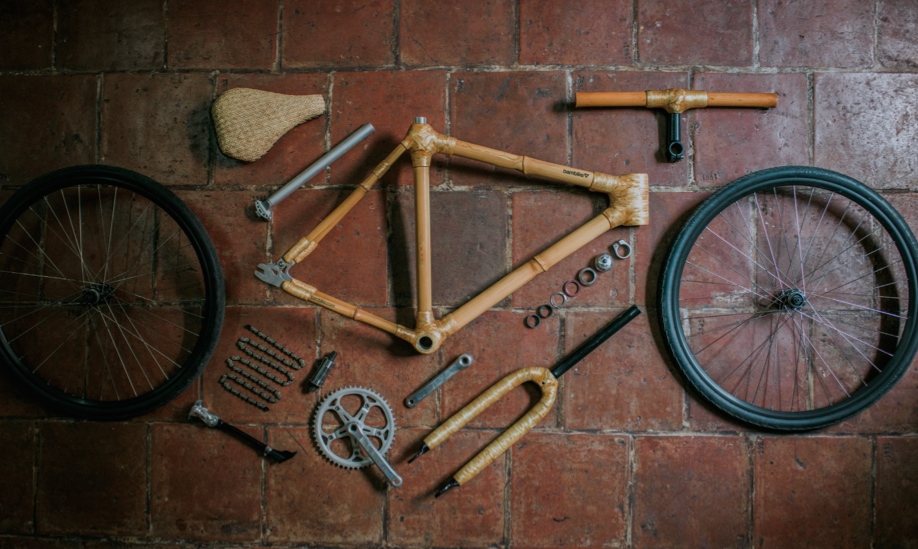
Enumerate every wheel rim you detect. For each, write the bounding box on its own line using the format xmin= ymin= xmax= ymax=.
xmin=663 ymin=169 xmax=918 ymax=428
xmin=0 ymin=168 xmax=222 ymax=416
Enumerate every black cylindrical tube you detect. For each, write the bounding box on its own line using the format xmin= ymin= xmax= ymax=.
xmin=550 ymin=305 xmax=641 ymax=379
xmin=665 ymin=112 xmax=684 ymax=162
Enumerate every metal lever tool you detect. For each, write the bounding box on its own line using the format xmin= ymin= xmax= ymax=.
xmin=405 ymin=354 xmax=473 ymax=407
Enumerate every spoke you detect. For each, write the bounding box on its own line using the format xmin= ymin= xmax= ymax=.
xmin=96 ymin=308 xmax=138 ymax=397
xmin=753 ymin=192 xmax=789 ymax=292
xmin=104 ymin=301 xmax=155 ymax=391
xmin=810 ymin=293 xmax=908 ymax=320
xmin=103 ymin=226 xmax=187 ymax=287
xmin=8 ymin=222 xmax=81 ymax=291
xmin=788 ymin=313 xmax=850 ymax=398
xmin=24 ymin=311 xmax=94 ymax=374
xmin=114 ymin=299 xmax=170 ymax=380
xmin=696 ymin=224 xmax=787 ymax=292
xmin=803 ymin=227 xmax=883 ymax=290
xmin=792 ymin=186 xmax=809 ymax=292
xmin=684 ymin=260 xmax=773 ymax=302
xmin=0 ymin=290 xmax=84 ymax=327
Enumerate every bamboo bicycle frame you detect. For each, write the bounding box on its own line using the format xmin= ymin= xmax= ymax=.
xmin=264 ymin=121 xmax=649 ymax=354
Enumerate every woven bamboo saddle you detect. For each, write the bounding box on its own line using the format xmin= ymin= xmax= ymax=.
xmin=212 ymin=88 xmax=325 ymax=162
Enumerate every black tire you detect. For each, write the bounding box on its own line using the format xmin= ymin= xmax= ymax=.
xmin=660 ymin=166 xmax=918 ymax=430
xmin=0 ymin=165 xmax=225 ymax=419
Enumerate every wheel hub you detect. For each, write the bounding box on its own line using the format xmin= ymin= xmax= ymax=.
xmin=776 ymin=288 xmax=807 ymax=311
xmin=82 ymin=282 xmax=115 ymax=306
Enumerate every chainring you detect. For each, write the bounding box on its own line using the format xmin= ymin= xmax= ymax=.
xmin=312 ymin=386 xmax=396 ymax=469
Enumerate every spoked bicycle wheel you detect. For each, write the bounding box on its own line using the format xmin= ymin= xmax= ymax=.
xmin=0 ymin=165 xmax=225 ymax=419
xmin=660 ymin=166 xmax=918 ymax=430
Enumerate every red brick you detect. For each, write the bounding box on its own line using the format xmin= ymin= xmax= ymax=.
xmin=439 ymin=310 xmax=561 ymax=429
xmin=0 ymin=76 xmax=97 ymax=185
xmin=283 ymin=0 xmax=395 ymax=68
xmin=634 ymin=190 xmax=710 ymax=306
xmin=510 ymin=433 xmax=629 ymax=547
xmin=563 ymin=311 xmax=683 ymax=430
xmin=330 ymin=70 xmax=447 ymax=187
xmin=317 ymin=308 xmax=441 ymax=428
xmin=815 ymin=73 xmax=918 ymax=190
xmin=637 ymin=0 xmax=753 ymax=66
xmin=151 ymin=423 xmax=262 ymax=541
xmin=392 ymin=189 xmax=509 ymax=308
xmin=633 ymin=436 xmax=749 ymax=548
xmin=573 ymin=71 xmax=690 ymax=188
xmin=399 ymin=0 xmax=515 ymax=66
xmin=450 ymin=71 xmax=568 ymax=187
xmin=519 ymin=0 xmax=632 ymax=66
xmin=201 ymin=306 xmax=318 ymax=425
xmin=214 ymin=74 xmax=328 ymax=189
xmin=57 ymin=0 xmax=164 ymax=70
xmin=266 ymin=425 xmax=385 ymax=544
xmin=0 ymin=539 xmax=81 ymax=549
xmin=694 ymin=73 xmax=810 ymax=183
xmin=0 ymin=367 xmax=48 ymax=418
xmin=0 ymin=422 xmax=35 ymax=534
xmin=167 ymin=0 xmax=277 ymax=69
xmin=271 ymin=188 xmax=388 ymax=307
xmin=511 ymin=190 xmax=631 ymax=309
xmin=879 ymin=0 xmax=918 ymax=69
xmin=0 ymin=0 xmax=52 ymax=70
xmin=759 ymin=0 xmax=874 ymax=68
xmin=37 ymin=422 xmax=146 ymax=536
xmin=179 ymin=190 xmax=270 ymax=304
xmin=877 ymin=437 xmax=918 ymax=547
xmin=754 ymin=436 xmax=872 ymax=548
xmin=388 ymin=428 xmax=506 ymax=546
xmin=101 ymin=73 xmax=212 ymax=186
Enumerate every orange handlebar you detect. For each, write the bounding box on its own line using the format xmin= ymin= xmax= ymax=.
xmin=575 ymin=89 xmax=778 ymax=113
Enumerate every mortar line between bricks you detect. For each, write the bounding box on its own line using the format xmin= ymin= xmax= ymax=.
xmin=161 ymin=0 xmax=168 ymax=70
xmin=752 ymin=0 xmax=760 ymax=69
xmin=50 ymin=0 xmax=58 ymax=71
xmin=261 ymin=425 xmax=268 ymax=542
xmin=872 ymin=0 xmax=880 ymax=71
xmin=867 ymin=435 xmax=878 ymax=546
xmin=626 ymin=433 xmax=635 ymax=548
xmin=274 ymin=0 xmax=283 ymax=72
xmin=746 ymin=433 xmax=756 ymax=549
xmin=631 ymin=0 xmax=639 ymax=66
xmin=392 ymin=0 xmax=401 ymax=67
xmin=807 ymin=72 xmax=815 ymax=166
xmin=145 ymin=423 xmax=153 ymax=536
xmin=95 ymin=74 xmax=103 ymax=164
xmin=31 ymin=422 xmax=39 ymax=535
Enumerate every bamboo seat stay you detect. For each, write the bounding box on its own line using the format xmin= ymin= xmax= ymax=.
xmin=263 ymin=121 xmax=649 ymax=354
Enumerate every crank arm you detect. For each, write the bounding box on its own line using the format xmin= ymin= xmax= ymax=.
xmin=347 ymin=423 xmax=403 ymax=487
xmin=255 ymin=259 xmax=294 ymax=288
xmin=189 ymin=400 xmax=296 ymax=463
xmin=217 ymin=421 xmax=297 ymax=463
xmin=405 ymin=354 xmax=473 ymax=407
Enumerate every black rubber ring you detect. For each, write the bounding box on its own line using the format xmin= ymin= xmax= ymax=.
xmin=524 ymin=314 xmax=541 ymax=329
xmin=536 ymin=304 xmax=554 ymax=318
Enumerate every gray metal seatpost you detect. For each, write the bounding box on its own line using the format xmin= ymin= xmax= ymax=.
xmin=254 ymin=122 xmax=375 ymax=220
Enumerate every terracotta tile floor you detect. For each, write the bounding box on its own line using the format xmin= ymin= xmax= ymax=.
xmin=2 ymin=1 xmax=918 ymax=547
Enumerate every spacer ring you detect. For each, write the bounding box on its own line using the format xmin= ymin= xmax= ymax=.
xmin=550 ymin=292 xmax=568 ymax=308
xmin=577 ymin=267 xmax=598 ymax=286
xmin=563 ymin=280 xmax=581 ymax=297
xmin=524 ymin=314 xmax=541 ymax=329
xmin=536 ymin=304 xmax=554 ymax=318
